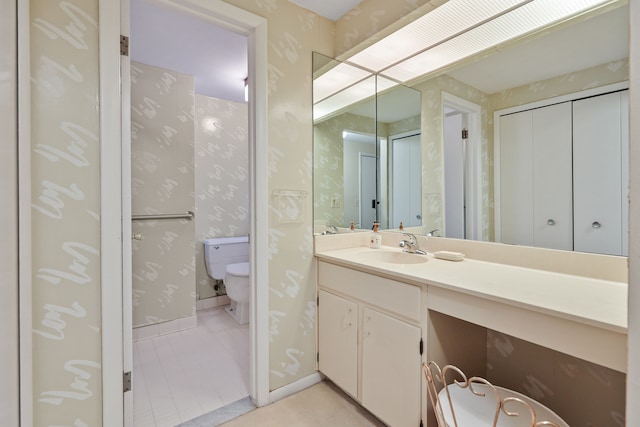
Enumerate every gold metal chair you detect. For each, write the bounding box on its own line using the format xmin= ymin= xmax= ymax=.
xmin=423 ymin=362 xmax=568 ymax=427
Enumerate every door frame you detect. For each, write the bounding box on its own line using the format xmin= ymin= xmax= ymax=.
xmin=2 ymin=0 xmax=20 ymax=425
xmin=105 ymin=0 xmax=269 ymax=425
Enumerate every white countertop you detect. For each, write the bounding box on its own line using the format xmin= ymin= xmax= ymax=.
xmin=315 ymin=245 xmax=627 ymax=334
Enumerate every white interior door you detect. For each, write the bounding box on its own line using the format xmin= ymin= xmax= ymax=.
xmin=1 ymin=0 xmax=20 ymax=423
xmin=443 ymin=112 xmax=465 ymax=238
xmin=360 ymin=153 xmax=377 ymax=229
xmin=391 ymin=134 xmax=421 ymax=227
xmin=120 ymin=0 xmax=133 ymax=424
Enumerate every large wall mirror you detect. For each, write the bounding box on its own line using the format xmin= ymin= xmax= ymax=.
xmin=313 ymin=53 xmax=422 ymax=232
xmin=313 ymin=1 xmax=629 ymax=256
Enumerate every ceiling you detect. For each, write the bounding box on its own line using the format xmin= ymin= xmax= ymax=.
xmin=130 ymin=0 xmax=628 ymax=109
xmin=445 ymin=4 xmax=628 ymax=94
xmin=289 ymin=0 xmax=364 ymax=21
xmin=130 ymin=0 xmax=248 ymax=103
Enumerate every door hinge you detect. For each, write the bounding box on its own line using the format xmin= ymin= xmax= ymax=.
xmin=120 ymin=35 xmax=129 ymax=56
xmin=123 ymin=371 xmax=132 ymax=393
xmin=461 ymin=128 xmax=469 ymax=140
xmin=419 ymin=338 xmax=423 ymax=355
xmin=317 ymin=296 xmax=319 ymax=306
xmin=420 ymin=420 xmax=424 ymax=427
xmin=317 ymin=352 xmax=319 ymax=363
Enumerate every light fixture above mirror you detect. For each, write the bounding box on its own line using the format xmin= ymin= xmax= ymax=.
xmin=347 ymin=0 xmax=617 ymax=82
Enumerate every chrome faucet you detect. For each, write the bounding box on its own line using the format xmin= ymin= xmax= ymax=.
xmin=321 ymin=225 xmax=339 ymax=235
xmin=427 ymin=228 xmax=440 ymax=237
xmin=399 ymin=232 xmax=426 ymax=255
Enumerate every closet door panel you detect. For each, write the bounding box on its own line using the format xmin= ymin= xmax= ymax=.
xmin=499 ymin=111 xmax=533 ymax=246
xmin=573 ymin=92 xmax=623 ymax=255
xmin=532 ymin=102 xmax=573 ymax=250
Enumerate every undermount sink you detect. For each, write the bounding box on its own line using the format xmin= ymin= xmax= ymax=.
xmin=357 ymin=250 xmax=428 ymax=265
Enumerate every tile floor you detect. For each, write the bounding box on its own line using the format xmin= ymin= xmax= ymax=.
xmin=133 ymin=306 xmax=250 ymax=427
xmin=218 ymin=381 xmax=386 ymax=427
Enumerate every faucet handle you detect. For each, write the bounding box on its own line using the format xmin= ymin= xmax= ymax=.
xmin=402 ymin=232 xmax=417 ymax=244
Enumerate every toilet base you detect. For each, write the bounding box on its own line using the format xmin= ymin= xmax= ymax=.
xmin=225 ymin=300 xmax=249 ymax=324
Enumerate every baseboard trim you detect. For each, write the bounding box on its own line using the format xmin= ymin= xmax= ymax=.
xmin=268 ymin=372 xmax=323 ymax=404
xmin=133 ymin=314 xmax=197 ymax=341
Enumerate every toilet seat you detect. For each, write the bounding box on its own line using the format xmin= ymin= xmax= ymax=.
xmin=226 ymin=262 xmax=249 ymax=277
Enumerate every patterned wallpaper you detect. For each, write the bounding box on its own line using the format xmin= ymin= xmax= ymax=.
xmin=24 ymin=0 xmax=630 ymax=423
xmin=223 ymin=0 xmax=334 ymax=390
xmin=194 ymin=94 xmax=249 ymax=300
xmin=314 ymin=112 xmax=376 ymax=228
xmin=131 ymin=62 xmax=196 ymax=328
xmin=489 ymin=59 xmax=629 ymax=112
xmin=30 ymin=0 xmax=103 ymax=424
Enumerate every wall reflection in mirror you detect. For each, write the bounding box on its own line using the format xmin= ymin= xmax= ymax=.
xmin=313 ymin=1 xmax=629 ymax=256
xmin=313 ymin=53 xmax=422 ymax=233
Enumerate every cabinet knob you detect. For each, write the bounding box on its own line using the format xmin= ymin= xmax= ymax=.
xmin=132 ymin=233 xmax=143 ymax=240
xmin=592 ymin=221 xmax=601 ymax=229
xmin=547 ymin=219 xmax=555 ymax=226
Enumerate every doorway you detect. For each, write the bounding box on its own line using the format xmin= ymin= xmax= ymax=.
xmin=128 ymin=0 xmax=250 ymax=424
xmin=442 ymin=92 xmax=482 ymax=240
xmin=121 ymin=1 xmax=269 ymax=425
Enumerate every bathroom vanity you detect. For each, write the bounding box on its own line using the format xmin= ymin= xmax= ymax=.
xmin=314 ymin=232 xmax=628 ymax=426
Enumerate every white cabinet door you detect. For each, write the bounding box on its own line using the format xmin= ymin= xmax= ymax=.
xmin=318 ymin=290 xmax=358 ymax=398
xmin=499 ymin=110 xmax=534 ymax=246
xmin=361 ymin=307 xmax=421 ymax=427
xmin=573 ymin=91 xmax=625 ymax=255
xmin=532 ymin=102 xmax=573 ymax=250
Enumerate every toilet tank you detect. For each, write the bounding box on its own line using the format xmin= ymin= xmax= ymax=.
xmin=203 ymin=236 xmax=249 ymax=280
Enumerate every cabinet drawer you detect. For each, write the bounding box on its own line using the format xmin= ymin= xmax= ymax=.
xmin=318 ymin=262 xmax=421 ymax=322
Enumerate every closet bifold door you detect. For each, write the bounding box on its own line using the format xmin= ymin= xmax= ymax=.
xmin=573 ymin=91 xmax=626 ymax=256
xmin=499 ymin=110 xmax=534 ymax=246
xmin=531 ymin=102 xmax=573 ymax=251
xmin=499 ymin=102 xmax=572 ymax=250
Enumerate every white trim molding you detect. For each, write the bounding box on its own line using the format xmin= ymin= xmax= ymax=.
xmin=17 ymin=0 xmax=33 ymax=424
xmin=100 ymin=0 xmax=124 ymax=425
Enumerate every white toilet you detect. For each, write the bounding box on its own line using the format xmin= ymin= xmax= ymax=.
xmin=203 ymin=236 xmax=250 ymax=324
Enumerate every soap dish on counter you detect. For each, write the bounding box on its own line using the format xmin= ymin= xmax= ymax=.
xmin=433 ymin=250 xmax=465 ymax=261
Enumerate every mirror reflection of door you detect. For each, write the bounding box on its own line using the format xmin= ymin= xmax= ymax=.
xmin=444 ymin=108 xmax=466 ymax=239
xmin=343 ymin=131 xmax=376 ymax=228
xmin=359 ymin=154 xmax=377 ymax=229
xmin=390 ymin=132 xmax=421 ymax=228
xmin=442 ymin=93 xmax=482 ymax=240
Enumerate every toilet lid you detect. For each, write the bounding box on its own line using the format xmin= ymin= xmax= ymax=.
xmin=226 ymin=262 xmax=249 ymax=277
